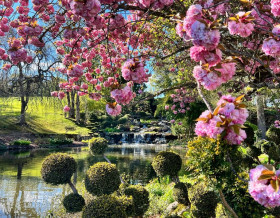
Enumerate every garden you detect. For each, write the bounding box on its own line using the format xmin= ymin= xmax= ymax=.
xmin=0 ymin=0 xmax=280 ymax=217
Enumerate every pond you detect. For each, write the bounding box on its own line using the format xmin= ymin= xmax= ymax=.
xmin=0 ymin=144 xmax=187 ymax=217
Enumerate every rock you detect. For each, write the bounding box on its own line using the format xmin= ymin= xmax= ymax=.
xmin=165 ymin=134 xmax=178 ymax=142
xmin=166 ymin=201 xmax=179 ymax=214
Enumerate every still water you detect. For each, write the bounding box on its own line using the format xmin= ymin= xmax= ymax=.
xmin=0 ymin=144 xmax=186 ymax=217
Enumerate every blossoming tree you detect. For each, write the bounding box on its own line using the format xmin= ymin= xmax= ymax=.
xmin=1 ymin=0 xmax=280 ymax=216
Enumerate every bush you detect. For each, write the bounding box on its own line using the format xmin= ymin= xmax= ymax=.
xmin=173 ymin=182 xmax=190 ymax=206
xmin=63 ymin=193 xmax=85 ymax=213
xmin=254 ymin=139 xmax=275 ymax=154
xmin=152 ymin=151 xmax=182 ymax=177
xmin=41 ymin=153 xmax=77 ymax=185
xmin=104 ymin=127 xmax=120 ymax=133
xmin=117 ymin=195 xmax=134 ymax=216
xmin=85 ymin=162 xmax=121 ymax=196
xmin=124 ymin=185 xmax=150 ymax=216
xmin=118 ymin=114 xmax=129 ymax=124
xmin=188 ymin=183 xmax=218 ymax=218
xmin=266 ymin=126 xmax=280 ymax=145
xmin=49 ymin=138 xmax=73 ymax=145
xmin=82 ymin=195 xmax=126 ymax=218
xmin=12 ymin=139 xmax=31 ymax=146
xmin=88 ymin=137 xmax=108 ymax=155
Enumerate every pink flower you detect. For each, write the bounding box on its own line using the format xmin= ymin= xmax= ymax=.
xmin=225 ymin=128 xmax=246 ymax=145
xmin=58 ymin=92 xmax=65 ymax=100
xmin=262 ymin=39 xmax=280 ymax=57
xmin=106 ymin=103 xmax=122 ymax=116
xmin=191 ymin=21 xmax=220 ymax=51
xmin=271 ymin=0 xmax=280 ymax=17
xmin=51 ymin=91 xmax=58 ymax=97
xmin=121 ymin=59 xmax=150 ymax=84
xmin=228 ymin=12 xmax=254 ymax=37
xmin=63 ymin=105 xmax=71 ymax=112
xmin=111 ymin=86 xmax=135 ymax=105
xmin=249 ymin=165 xmax=280 ymax=208
xmin=190 ymin=46 xmax=222 ymax=66
xmin=67 ymin=65 xmax=84 ymax=77
xmin=170 ymin=119 xmax=175 ymax=124
xmin=165 ymin=105 xmax=170 ymax=110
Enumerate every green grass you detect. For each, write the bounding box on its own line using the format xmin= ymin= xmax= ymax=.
xmin=0 ymin=97 xmax=90 ymax=135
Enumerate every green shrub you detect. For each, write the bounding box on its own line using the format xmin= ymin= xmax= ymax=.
xmin=49 ymin=138 xmax=73 ymax=145
xmin=88 ymin=137 xmax=108 ymax=155
xmin=85 ymin=162 xmax=121 ymax=196
xmin=173 ymin=182 xmax=190 ymax=206
xmin=124 ymin=185 xmax=150 ymax=216
xmin=266 ymin=126 xmax=280 ymax=145
xmin=152 ymin=151 xmax=182 ymax=177
xmin=104 ymin=127 xmax=120 ymax=133
xmin=82 ymin=195 xmax=126 ymax=218
xmin=63 ymin=193 xmax=85 ymax=213
xmin=189 ymin=183 xmax=218 ymax=218
xmin=118 ymin=114 xmax=129 ymax=124
xmin=117 ymin=195 xmax=134 ymax=216
xmin=254 ymin=139 xmax=275 ymax=154
xmin=12 ymin=139 xmax=31 ymax=146
xmin=41 ymin=153 xmax=77 ymax=185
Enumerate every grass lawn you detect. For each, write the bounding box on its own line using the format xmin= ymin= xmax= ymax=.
xmin=0 ymin=97 xmax=90 ymax=135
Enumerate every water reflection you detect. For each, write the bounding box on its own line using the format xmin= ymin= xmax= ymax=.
xmin=0 ymin=144 xmax=186 ymax=217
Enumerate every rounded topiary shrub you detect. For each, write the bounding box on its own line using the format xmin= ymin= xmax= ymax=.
xmin=117 ymin=195 xmax=134 ymax=216
xmin=88 ymin=137 xmax=108 ymax=155
xmin=63 ymin=193 xmax=85 ymax=213
xmin=266 ymin=126 xmax=280 ymax=145
xmin=85 ymin=162 xmax=121 ymax=195
xmin=152 ymin=151 xmax=182 ymax=177
xmin=41 ymin=153 xmax=77 ymax=185
xmin=82 ymin=195 xmax=126 ymax=218
xmin=173 ymin=182 xmax=190 ymax=206
xmin=124 ymin=184 xmax=150 ymax=216
xmin=189 ymin=183 xmax=218 ymax=218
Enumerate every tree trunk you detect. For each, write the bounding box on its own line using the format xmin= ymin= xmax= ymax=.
xmin=256 ymin=95 xmax=266 ymax=139
xmin=70 ymin=91 xmax=75 ymax=119
xmin=84 ymin=98 xmax=89 ymax=125
xmin=18 ymin=64 xmax=29 ymax=125
xmin=76 ymin=93 xmax=80 ymax=124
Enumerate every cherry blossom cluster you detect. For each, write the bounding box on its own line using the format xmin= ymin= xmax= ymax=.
xmin=165 ymin=88 xmax=195 ymax=114
xmin=274 ymin=120 xmax=280 ymax=128
xmin=249 ymin=165 xmax=280 ymax=208
xmin=176 ymin=3 xmax=237 ymax=90
xmin=121 ymin=59 xmax=150 ymax=84
xmin=195 ymin=95 xmax=248 ymax=145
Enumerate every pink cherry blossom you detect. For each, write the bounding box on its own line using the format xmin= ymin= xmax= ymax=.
xmin=249 ymin=165 xmax=280 ymax=208
xmin=106 ymin=103 xmax=122 ymax=116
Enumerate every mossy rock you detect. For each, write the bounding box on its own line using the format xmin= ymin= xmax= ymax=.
xmin=85 ymin=162 xmax=121 ymax=196
xmin=63 ymin=193 xmax=85 ymax=213
xmin=82 ymin=195 xmax=126 ymax=218
xmin=173 ymin=182 xmax=190 ymax=206
xmin=189 ymin=183 xmax=218 ymax=218
xmin=117 ymin=195 xmax=134 ymax=216
xmin=124 ymin=185 xmax=150 ymax=216
xmin=88 ymin=137 xmax=108 ymax=155
xmin=266 ymin=126 xmax=280 ymax=145
xmin=41 ymin=153 xmax=77 ymax=185
xmin=152 ymin=151 xmax=182 ymax=177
